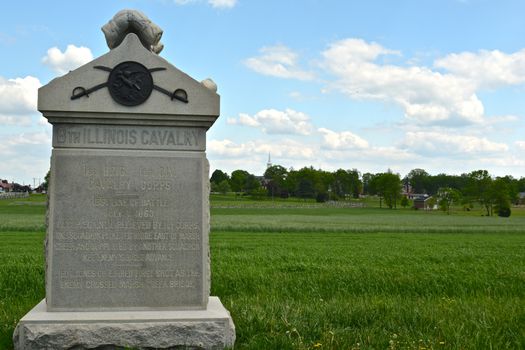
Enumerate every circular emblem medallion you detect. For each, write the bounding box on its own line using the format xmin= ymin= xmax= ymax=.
xmin=107 ymin=61 xmax=153 ymax=106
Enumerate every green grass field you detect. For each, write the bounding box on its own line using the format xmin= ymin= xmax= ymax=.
xmin=1 ymin=194 xmax=524 ymax=349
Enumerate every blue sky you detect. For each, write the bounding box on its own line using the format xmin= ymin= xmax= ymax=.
xmin=1 ymin=0 xmax=525 ymax=186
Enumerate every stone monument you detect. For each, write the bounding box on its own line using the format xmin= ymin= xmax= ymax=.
xmin=14 ymin=10 xmax=235 ymax=349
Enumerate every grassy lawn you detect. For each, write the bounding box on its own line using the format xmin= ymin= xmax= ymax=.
xmin=0 ymin=194 xmax=46 ymax=349
xmin=211 ymin=231 xmax=524 ymax=349
xmin=1 ymin=194 xmax=524 ymax=349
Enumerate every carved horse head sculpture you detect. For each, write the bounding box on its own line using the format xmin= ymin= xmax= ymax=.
xmin=102 ymin=9 xmax=164 ymax=54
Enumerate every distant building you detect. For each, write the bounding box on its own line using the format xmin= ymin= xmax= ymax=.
xmin=259 ymin=154 xmax=273 ymax=191
xmin=255 ymin=175 xmax=267 ymax=188
xmin=0 ymin=180 xmax=12 ymax=192
xmin=518 ymin=192 xmax=525 ymax=205
xmin=413 ymin=194 xmax=434 ymax=210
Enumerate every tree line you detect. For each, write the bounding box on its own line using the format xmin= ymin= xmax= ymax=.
xmin=211 ymin=166 xmax=525 ymax=217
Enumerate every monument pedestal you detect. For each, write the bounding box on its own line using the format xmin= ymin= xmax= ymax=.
xmin=14 ymin=297 xmax=235 ymax=350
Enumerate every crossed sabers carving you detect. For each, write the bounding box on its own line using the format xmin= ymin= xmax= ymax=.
xmin=70 ymin=65 xmax=188 ymax=103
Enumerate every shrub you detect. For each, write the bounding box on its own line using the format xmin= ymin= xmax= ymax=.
xmin=316 ymin=192 xmax=328 ymax=203
xmin=400 ymin=195 xmax=409 ymax=208
xmin=497 ymin=206 xmax=511 ymax=217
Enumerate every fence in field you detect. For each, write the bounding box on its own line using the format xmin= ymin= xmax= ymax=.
xmin=212 ymin=201 xmax=365 ymax=209
xmin=0 ymin=192 xmax=29 ymax=200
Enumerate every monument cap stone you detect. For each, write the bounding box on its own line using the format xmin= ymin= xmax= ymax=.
xmin=39 ymin=32 xmax=219 ymax=128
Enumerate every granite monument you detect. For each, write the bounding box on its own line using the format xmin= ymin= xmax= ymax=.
xmin=14 ymin=9 xmax=235 ymax=349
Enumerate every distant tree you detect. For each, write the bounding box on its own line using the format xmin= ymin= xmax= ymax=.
xmin=230 ymin=170 xmax=250 ymax=193
xmin=496 ymin=175 xmax=519 ymax=204
xmin=400 ymin=195 xmax=409 ymax=208
xmin=370 ymin=171 xmax=402 ymax=209
xmin=214 ymin=180 xmax=231 ymax=194
xmin=43 ymin=170 xmax=51 ymax=191
xmin=426 ymin=173 xmax=468 ymax=196
xmin=437 ymin=187 xmax=461 ymax=214
xmin=264 ymin=165 xmax=288 ymax=180
xmin=332 ymin=169 xmax=362 ymax=199
xmin=283 ymin=170 xmax=299 ymax=196
xmin=464 ymin=170 xmax=493 ymax=216
xmin=518 ymin=177 xmax=525 ymax=192
xmin=491 ymin=178 xmax=511 ymax=217
xmin=515 ymin=177 xmax=525 ymax=205
xmin=228 ymin=170 xmax=262 ymax=194
xmin=316 ymin=192 xmax=328 ymax=203
xmin=296 ymin=178 xmax=315 ymax=200
xmin=250 ymin=187 xmax=267 ymax=200
xmin=383 ymin=173 xmax=402 ymax=209
xmin=349 ymin=169 xmax=363 ymax=198
xmin=244 ymin=174 xmax=262 ymax=194
xmin=289 ymin=167 xmax=325 ymax=199
xmin=210 ymin=169 xmax=229 ymax=185
xmin=316 ymin=170 xmax=333 ymax=197
xmin=362 ymin=173 xmax=375 ymax=196
xmin=264 ymin=165 xmax=288 ymax=198
xmin=407 ymin=168 xmax=430 ymax=193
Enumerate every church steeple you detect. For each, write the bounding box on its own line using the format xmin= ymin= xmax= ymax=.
xmin=266 ymin=153 xmax=272 ymax=169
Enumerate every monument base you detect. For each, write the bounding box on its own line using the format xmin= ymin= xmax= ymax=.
xmin=13 ymin=297 xmax=235 ymax=350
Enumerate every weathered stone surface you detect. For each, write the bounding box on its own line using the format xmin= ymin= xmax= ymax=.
xmin=53 ymin=125 xmax=206 ymax=151
xmin=201 ymin=79 xmax=218 ymax=93
xmin=47 ymin=149 xmax=209 ymax=310
xmin=14 ymin=298 xmax=235 ymax=350
xmin=38 ymin=33 xmax=219 ymax=127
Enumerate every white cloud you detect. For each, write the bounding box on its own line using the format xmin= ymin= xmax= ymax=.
xmin=208 ymin=139 xmax=248 ymax=158
xmin=208 ymin=138 xmax=322 ymax=177
xmin=208 ymin=0 xmax=236 ymax=8
xmin=475 ymin=155 xmax=525 ymax=172
xmin=0 ymin=75 xmax=41 ymax=126
xmin=322 ymin=38 xmax=400 ymax=63
xmin=0 ymin=76 xmax=40 ymax=114
xmin=321 ymin=38 xmax=484 ymax=125
xmin=0 ymin=132 xmax=51 ymax=156
xmin=318 ymin=127 xmax=369 ymax=150
xmin=174 ymin=0 xmax=237 ymax=8
xmin=321 ymin=146 xmax=418 ymax=170
xmin=38 ymin=116 xmax=51 ymax=127
xmin=206 ymin=130 xmax=519 ymax=178
xmin=0 ymin=115 xmax=32 ymax=126
xmin=238 ymin=113 xmax=260 ymax=127
xmin=289 ymin=91 xmax=302 ymax=100
xmin=434 ymin=49 xmax=525 ymax=89
xmin=0 ymin=156 xmax=51 ymax=185
xmin=484 ymin=114 xmax=520 ymax=124
xmin=244 ymin=45 xmax=314 ymax=80
xmin=228 ymin=108 xmax=313 ymax=135
xmin=363 ymin=146 xmax=417 ymax=162
xmin=316 ymin=126 xmax=418 ymax=166
xmin=0 ymin=132 xmax=52 ymax=185
xmin=399 ymin=131 xmax=508 ymax=156
xmin=208 ymin=138 xmax=316 ymax=160
xmin=515 ymin=141 xmax=525 ymax=151
xmin=42 ymin=45 xmax=93 ymax=75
